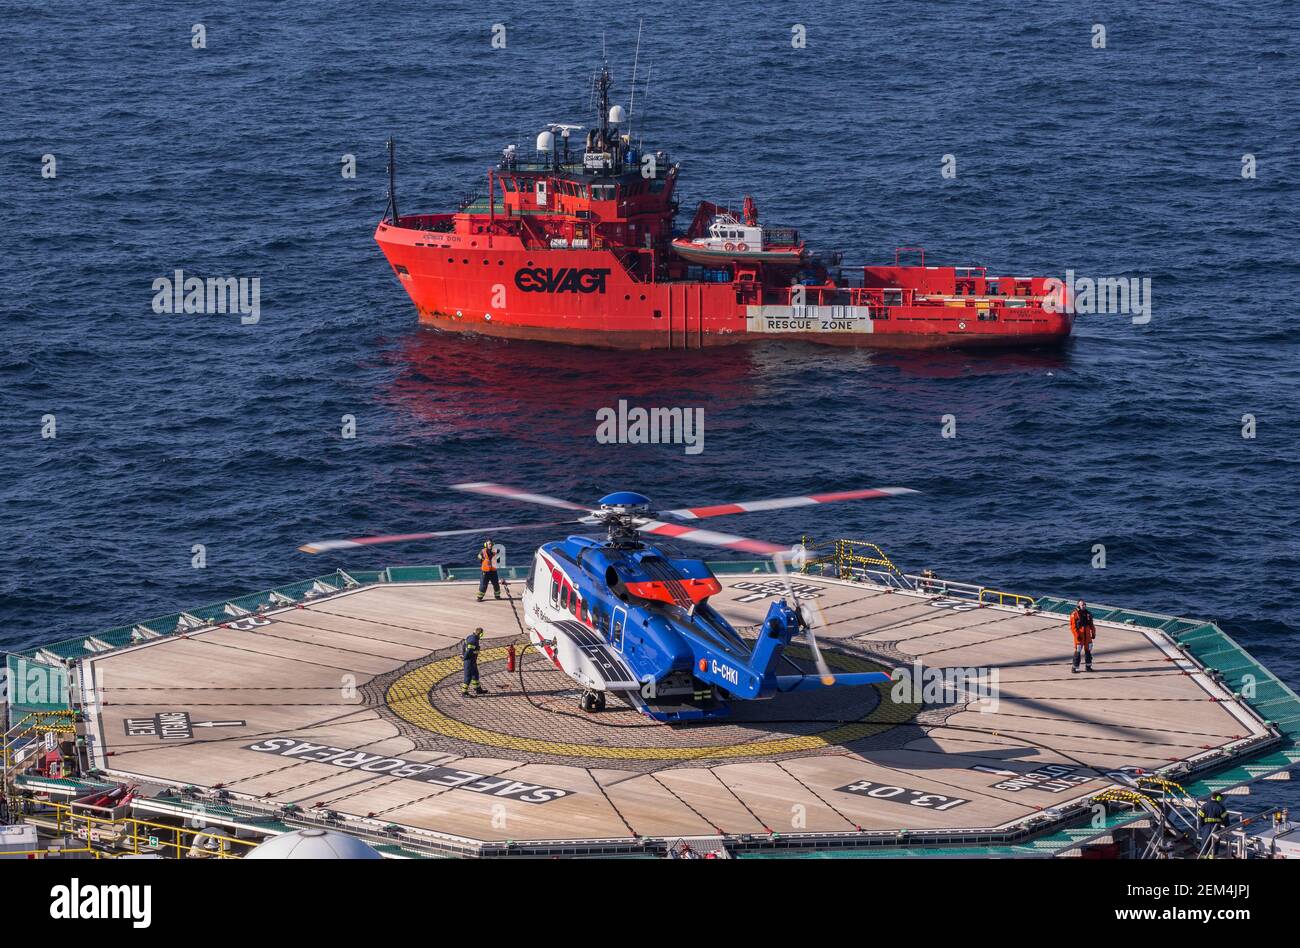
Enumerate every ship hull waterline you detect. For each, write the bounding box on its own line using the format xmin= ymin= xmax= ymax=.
xmin=414 ymin=307 xmax=1073 ymax=350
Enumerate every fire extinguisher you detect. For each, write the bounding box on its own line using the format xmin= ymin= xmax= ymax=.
xmin=506 ymin=643 xmax=516 ymax=673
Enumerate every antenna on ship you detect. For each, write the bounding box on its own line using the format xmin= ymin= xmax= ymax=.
xmin=638 ymin=64 xmax=651 ymax=152
xmin=627 ymin=17 xmax=643 ymax=138
xmin=385 ymin=136 xmax=399 ymax=224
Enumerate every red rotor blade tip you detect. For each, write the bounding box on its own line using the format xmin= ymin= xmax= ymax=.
xmin=664 ymin=487 xmax=919 ymax=521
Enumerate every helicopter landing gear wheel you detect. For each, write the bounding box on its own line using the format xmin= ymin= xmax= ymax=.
xmin=580 ymin=690 xmax=606 ymax=713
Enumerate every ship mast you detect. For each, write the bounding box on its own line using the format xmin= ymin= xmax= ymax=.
xmin=596 ymin=59 xmax=612 ymax=140
xmin=385 ymin=137 xmax=399 ymax=224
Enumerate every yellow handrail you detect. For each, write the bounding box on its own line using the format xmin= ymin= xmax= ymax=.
xmin=4 ymin=710 xmax=77 ymax=740
xmin=829 ymin=539 xmax=905 ymax=581
xmin=3 ymin=710 xmax=79 ymax=770
xmin=978 ymin=587 xmax=1035 ymax=608
xmin=1137 ymin=776 xmax=1191 ymax=799
xmin=1094 ymin=787 xmax=1161 ymax=814
xmin=797 ymin=536 xmax=830 ymax=574
xmin=0 ymin=846 xmax=101 ymax=858
xmin=835 ymin=539 xmax=901 ymax=573
xmin=798 ymin=540 xmax=1036 ymax=609
xmin=45 ymin=801 xmax=258 ymax=858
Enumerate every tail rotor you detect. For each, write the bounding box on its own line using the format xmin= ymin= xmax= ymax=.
xmin=773 ymin=544 xmax=835 ymax=686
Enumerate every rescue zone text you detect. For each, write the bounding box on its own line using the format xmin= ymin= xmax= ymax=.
xmin=244 ymin=738 xmax=571 ymax=803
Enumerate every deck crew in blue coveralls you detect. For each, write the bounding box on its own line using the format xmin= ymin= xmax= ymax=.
xmin=462 ymin=628 xmax=487 ymax=696
xmin=1197 ymin=791 xmax=1228 ymax=856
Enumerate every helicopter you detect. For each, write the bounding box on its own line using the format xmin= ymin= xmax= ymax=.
xmin=300 ymin=482 xmax=918 ymax=721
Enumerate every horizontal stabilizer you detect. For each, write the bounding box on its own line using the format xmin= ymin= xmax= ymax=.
xmin=772 ymin=671 xmax=892 ymax=693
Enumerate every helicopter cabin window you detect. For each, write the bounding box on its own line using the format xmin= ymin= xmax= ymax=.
xmin=526 ymin=556 xmax=537 ymax=592
xmin=550 ymin=567 xmax=563 ymax=608
xmin=550 ymin=572 xmax=576 ymax=614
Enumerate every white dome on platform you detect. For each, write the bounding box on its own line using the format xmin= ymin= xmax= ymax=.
xmin=245 ymin=828 xmax=383 ymax=860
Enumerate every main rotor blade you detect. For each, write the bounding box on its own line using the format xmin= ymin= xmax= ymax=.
xmin=634 ymin=519 xmax=785 ymax=555
xmin=451 ymin=482 xmax=594 ymax=513
xmin=299 ymin=520 xmax=584 ymax=555
xmin=661 ymin=487 xmax=919 ymax=521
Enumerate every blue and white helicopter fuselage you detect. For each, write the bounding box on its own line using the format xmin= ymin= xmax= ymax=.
xmin=522 ymin=531 xmax=888 ymax=721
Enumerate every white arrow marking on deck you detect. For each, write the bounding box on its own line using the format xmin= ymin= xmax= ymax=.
xmin=193 ymin=720 xmax=246 ymax=728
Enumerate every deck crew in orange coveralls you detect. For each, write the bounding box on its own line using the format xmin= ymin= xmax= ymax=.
xmin=1070 ymin=599 xmax=1096 ymax=673
xmin=476 ymin=538 xmax=501 ymax=602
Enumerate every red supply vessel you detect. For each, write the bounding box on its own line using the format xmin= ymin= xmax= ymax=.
xmin=375 ymin=62 xmax=1070 ymax=350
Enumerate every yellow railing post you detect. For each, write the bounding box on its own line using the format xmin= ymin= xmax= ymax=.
xmin=977 ymin=587 xmax=1035 ymax=608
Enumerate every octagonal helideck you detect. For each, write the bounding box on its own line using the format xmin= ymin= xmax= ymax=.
xmin=78 ymin=570 xmax=1277 ymax=854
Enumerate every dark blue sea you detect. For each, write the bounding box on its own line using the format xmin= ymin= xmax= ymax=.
xmin=3 ymin=2 xmax=1298 ymax=804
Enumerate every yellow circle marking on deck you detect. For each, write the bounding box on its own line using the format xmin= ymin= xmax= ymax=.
xmin=385 ymin=646 xmax=917 ymax=761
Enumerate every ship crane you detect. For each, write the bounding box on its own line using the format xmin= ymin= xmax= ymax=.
xmin=551 ymin=123 xmax=583 ymax=166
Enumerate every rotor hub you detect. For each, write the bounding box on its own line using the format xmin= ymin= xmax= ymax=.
xmin=597 ymin=490 xmax=651 ymax=512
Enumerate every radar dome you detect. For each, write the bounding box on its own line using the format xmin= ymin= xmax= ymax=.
xmin=535 ymin=130 xmax=555 ymax=152
xmin=608 ymin=104 xmax=626 ymax=125
xmin=245 ymin=828 xmax=383 ymax=860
